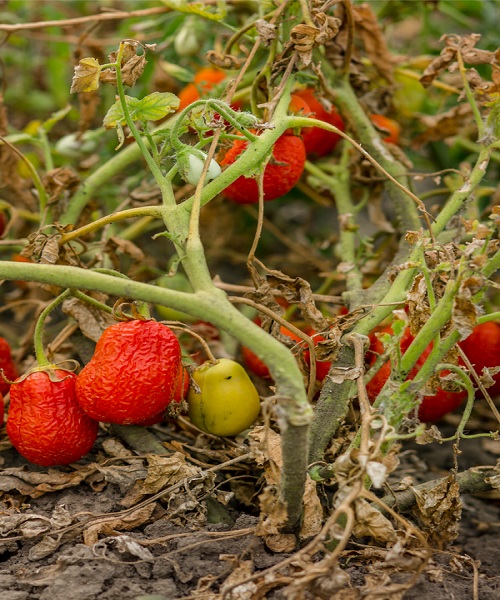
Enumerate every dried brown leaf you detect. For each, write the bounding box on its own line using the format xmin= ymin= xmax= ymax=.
xmin=413 ymin=103 xmax=473 ymax=147
xmin=352 ymin=3 xmax=395 ymax=83
xmin=353 ymin=498 xmax=397 ymax=543
xmin=42 ymin=167 xmax=80 ymax=204
xmin=83 ymin=504 xmax=155 ymax=546
xmin=120 ymin=452 xmax=200 ymax=507
xmin=104 ymin=236 xmax=145 ymax=271
xmin=412 ymin=474 xmax=462 ymax=547
xmin=62 ymin=297 xmax=115 ymax=342
xmin=0 ymin=464 xmax=98 ymax=498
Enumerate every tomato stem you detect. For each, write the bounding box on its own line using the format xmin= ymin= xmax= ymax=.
xmin=33 ymin=289 xmax=73 ymax=366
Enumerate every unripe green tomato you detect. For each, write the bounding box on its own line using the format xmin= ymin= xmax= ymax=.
xmin=155 ymin=272 xmax=195 ymax=322
xmin=188 ymin=358 xmax=261 ymax=436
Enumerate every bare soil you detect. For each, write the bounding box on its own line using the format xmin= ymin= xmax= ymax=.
xmin=0 ymin=416 xmax=498 ymax=600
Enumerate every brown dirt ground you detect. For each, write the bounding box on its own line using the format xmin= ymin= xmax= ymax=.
xmin=0 ymin=414 xmax=499 ymax=600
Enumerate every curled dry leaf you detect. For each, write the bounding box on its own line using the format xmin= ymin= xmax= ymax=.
xmin=353 ymin=498 xmax=397 ymax=544
xmin=351 ymin=3 xmax=395 ymax=83
xmin=62 ymin=297 xmax=116 ymax=343
xmin=104 ymin=236 xmax=145 ymax=271
xmin=95 ymin=463 xmax=149 ymax=496
xmin=412 ymin=103 xmax=473 ymax=147
xmin=83 ymin=504 xmax=155 ymax=546
xmin=255 ymin=19 xmax=276 ymax=47
xmin=42 ymin=167 xmax=80 ymax=204
xmin=70 ymin=57 xmax=101 ymax=94
xmin=420 ymin=33 xmax=500 ymax=88
xmin=411 ymin=474 xmax=462 ymax=547
xmin=120 ymin=452 xmax=201 ymax=507
xmin=0 ymin=463 xmax=98 ymax=498
xmin=266 ymin=273 xmax=330 ymax=332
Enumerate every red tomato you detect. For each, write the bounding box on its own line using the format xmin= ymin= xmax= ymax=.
xmin=242 ymin=321 xmax=331 ymax=382
xmin=459 ymin=321 xmax=500 ymax=398
xmin=293 ymin=88 xmax=345 ymax=157
xmin=369 ymin=114 xmax=401 ymax=144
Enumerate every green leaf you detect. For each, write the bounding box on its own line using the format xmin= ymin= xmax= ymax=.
xmin=132 ymin=92 xmax=180 ymax=122
xmin=103 ymin=94 xmax=179 ymax=130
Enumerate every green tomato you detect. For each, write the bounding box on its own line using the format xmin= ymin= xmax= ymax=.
xmin=393 ymin=72 xmax=427 ymax=117
xmin=155 ymin=272 xmax=195 ymax=323
xmin=188 ymin=358 xmax=261 ymax=436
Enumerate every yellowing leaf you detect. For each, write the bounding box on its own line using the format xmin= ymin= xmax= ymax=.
xmin=133 ymin=92 xmax=180 ymax=121
xmin=70 ymin=57 xmax=101 ymax=93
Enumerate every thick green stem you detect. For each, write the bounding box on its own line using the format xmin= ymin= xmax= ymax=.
xmin=0 ymin=260 xmax=312 ymax=530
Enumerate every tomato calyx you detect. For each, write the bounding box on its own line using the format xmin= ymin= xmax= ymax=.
xmin=12 ymin=360 xmax=80 ymax=385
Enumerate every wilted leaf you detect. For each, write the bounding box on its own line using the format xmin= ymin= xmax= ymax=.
xmin=93 ymin=534 xmax=154 ymax=561
xmin=83 ymin=504 xmax=155 ymax=545
xmin=95 ymin=463 xmax=148 ymax=495
xmin=42 ymin=167 xmax=80 ymax=204
xmin=421 ymin=33 xmax=500 ymax=88
xmin=352 ymin=3 xmax=395 ymax=83
xmin=120 ymin=452 xmax=201 ymax=507
xmin=70 ymin=57 xmax=101 ymax=94
xmin=413 ymin=103 xmax=473 ymax=147
xmin=353 ymin=498 xmax=397 ymax=543
xmin=411 ymin=474 xmax=462 ymax=547
xmin=0 ymin=464 xmax=98 ymax=498
xmin=62 ymin=297 xmax=116 ymax=342
xmin=104 ymin=236 xmax=145 ymax=271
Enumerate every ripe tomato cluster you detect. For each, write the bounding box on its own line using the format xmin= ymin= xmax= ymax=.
xmin=2 ymin=319 xmax=264 ymax=466
xmin=241 ymin=315 xmax=500 ymax=423
xmin=2 ymin=309 xmax=497 ymax=466
xmin=174 ymin=67 xmax=401 ymax=205
xmin=365 ymin=321 xmax=500 ymax=422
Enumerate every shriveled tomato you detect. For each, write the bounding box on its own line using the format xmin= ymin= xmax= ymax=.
xmin=137 ymin=365 xmax=190 ymax=426
xmin=187 ymin=358 xmax=260 ymax=436
xmin=7 ymin=370 xmax=99 ymax=466
xmin=76 ymin=320 xmax=182 ymax=425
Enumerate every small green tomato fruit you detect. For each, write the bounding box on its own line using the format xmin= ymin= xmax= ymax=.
xmin=188 ymin=358 xmax=260 ymax=436
xmin=185 ymin=150 xmax=221 ymax=186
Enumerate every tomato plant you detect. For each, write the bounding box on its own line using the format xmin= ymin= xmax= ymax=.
xmin=0 ymin=2 xmax=498 ymax=585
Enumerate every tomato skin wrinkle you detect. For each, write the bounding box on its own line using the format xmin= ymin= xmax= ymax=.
xmin=7 ymin=370 xmax=99 ymax=466
xmin=76 ymin=320 xmax=182 ymax=425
